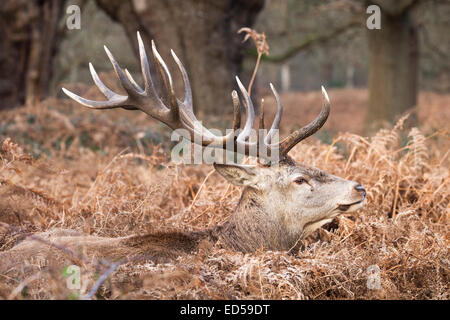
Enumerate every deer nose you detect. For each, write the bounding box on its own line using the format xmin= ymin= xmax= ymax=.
xmin=354 ymin=184 xmax=366 ymax=200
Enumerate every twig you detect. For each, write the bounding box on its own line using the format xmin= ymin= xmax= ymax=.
xmin=392 ymin=179 xmax=400 ymax=219
xmin=251 ymin=20 xmax=359 ymax=64
xmin=186 ymin=169 xmax=216 ymax=212
xmin=83 ymin=262 xmax=120 ymax=300
xmin=8 ymin=272 xmax=43 ymax=300
xmin=238 ymin=27 xmax=269 ymax=95
xmin=248 ymin=53 xmax=262 ymax=96
xmin=83 ymin=254 xmax=155 ymax=300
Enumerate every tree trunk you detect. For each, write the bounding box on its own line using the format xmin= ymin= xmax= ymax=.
xmin=95 ymin=0 xmax=264 ymax=115
xmin=0 ymin=0 xmax=65 ymax=109
xmin=346 ymin=65 xmax=355 ymax=88
xmin=280 ymin=63 xmax=291 ymax=92
xmin=366 ymin=4 xmax=418 ymax=127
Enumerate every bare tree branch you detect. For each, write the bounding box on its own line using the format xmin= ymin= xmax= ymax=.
xmin=249 ymin=20 xmax=361 ymax=63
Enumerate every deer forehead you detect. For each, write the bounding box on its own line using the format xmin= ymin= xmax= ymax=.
xmin=262 ymin=163 xmax=337 ymax=185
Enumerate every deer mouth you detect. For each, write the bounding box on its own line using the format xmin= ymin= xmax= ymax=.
xmin=337 ymin=199 xmax=364 ymax=212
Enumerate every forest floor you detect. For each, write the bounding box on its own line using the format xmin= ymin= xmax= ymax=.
xmin=0 ymin=87 xmax=448 ymax=299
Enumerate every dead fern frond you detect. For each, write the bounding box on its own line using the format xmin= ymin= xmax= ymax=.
xmin=238 ymin=27 xmax=269 ymax=96
xmin=406 ymin=127 xmax=428 ymax=171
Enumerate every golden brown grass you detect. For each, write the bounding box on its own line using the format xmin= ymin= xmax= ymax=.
xmin=0 ymin=89 xmax=448 ymax=299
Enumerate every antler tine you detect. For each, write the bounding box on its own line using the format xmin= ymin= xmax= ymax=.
xmin=235 ymin=76 xmax=256 ymax=143
xmin=279 ymin=86 xmax=330 ymax=156
xmin=231 ymin=90 xmax=241 ymax=130
xmin=103 ymin=45 xmax=139 ymax=97
xmin=151 ymin=40 xmax=178 ymax=114
xmin=137 ymin=31 xmax=154 ymax=94
xmin=61 ymin=87 xmax=129 ymax=109
xmin=175 ymin=75 xmax=244 ymax=148
xmin=174 ymin=69 xmax=241 ymax=146
xmin=265 ymin=83 xmax=283 ymax=145
xmin=61 ymin=61 xmax=130 ymax=110
xmin=88 ymin=63 xmax=120 ymax=100
xmin=170 ymin=47 xmax=225 ymax=140
xmin=170 ymin=49 xmax=193 ymax=111
xmin=158 ymin=44 xmax=238 ymax=146
xmin=124 ymin=68 xmax=144 ymax=93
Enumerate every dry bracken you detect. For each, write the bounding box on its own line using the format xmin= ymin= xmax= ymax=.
xmin=0 ymin=90 xmax=448 ymax=300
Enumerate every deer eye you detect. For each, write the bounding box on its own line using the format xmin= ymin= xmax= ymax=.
xmin=294 ymin=177 xmax=307 ymax=185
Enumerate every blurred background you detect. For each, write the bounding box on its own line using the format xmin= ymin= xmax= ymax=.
xmin=0 ymin=0 xmax=449 ymax=136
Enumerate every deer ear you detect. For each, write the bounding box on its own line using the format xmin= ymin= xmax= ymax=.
xmin=213 ymin=163 xmax=258 ymax=187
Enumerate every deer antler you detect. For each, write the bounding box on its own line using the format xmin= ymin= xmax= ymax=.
xmin=278 ymin=86 xmax=330 ymax=156
xmin=62 ymin=32 xmax=330 ymax=163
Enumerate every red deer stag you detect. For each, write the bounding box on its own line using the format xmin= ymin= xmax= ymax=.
xmin=0 ymin=33 xmax=366 ymax=268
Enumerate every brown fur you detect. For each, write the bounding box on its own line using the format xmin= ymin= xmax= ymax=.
xmin=216 ymin=188 xmax=297 ymax=252
xmin=120 ymin=230 xmax=214 ymax=261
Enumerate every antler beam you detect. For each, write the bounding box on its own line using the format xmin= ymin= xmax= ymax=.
xmin=62 ymin=32 xmax=330 ymax=162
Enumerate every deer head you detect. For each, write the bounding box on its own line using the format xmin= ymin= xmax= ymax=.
xmin=214 ymin=158 xmax=366 ymax=252
xmin=62 ymin=32 xmax=366 ymax=252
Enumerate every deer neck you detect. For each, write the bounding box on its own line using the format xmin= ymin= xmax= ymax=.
xmin=216 ymin=188 xmax=303 ymax=252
